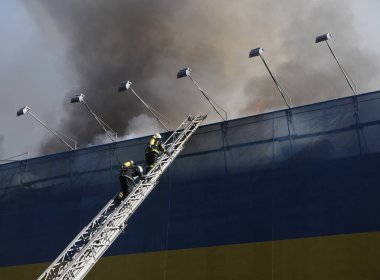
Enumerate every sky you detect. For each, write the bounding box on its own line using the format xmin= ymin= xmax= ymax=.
xmin=0 ymin=0 xmax=380 ymax=161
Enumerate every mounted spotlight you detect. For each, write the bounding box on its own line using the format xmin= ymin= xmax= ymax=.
xmin=16 ymin=106 xmax=77 ymax=150
xmin=17 ymin=106 xmax=31 ymax=116
xmin=248 ymin=47 xmax=292 ymax=109
xmin=117 ymin=80 xmax=169 ymax=131
xmin=71 ymin=93 xmax=117 ymax=142
xmin=176 ymin=67 xmax=227 ymax=121
xmin=315 ymin=32 xmax=357 ymax=95
xmin=71 ymin=93 xmax=85 ymax=103
xmin=177 ymin=68 xmax=192 ymax=79
xmin=249 ymin=47 xmax=264 ymax=58
xmin=118 ymin=81 xmax=132 ymax=92
xmin=315 ymin=33 xmax=331 ymax=43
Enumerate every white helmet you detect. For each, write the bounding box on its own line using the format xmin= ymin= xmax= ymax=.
xmin=137 ymin=165 xmax=143 ymax=174
xmin=154 ymin=133 xmax=162 ymax=139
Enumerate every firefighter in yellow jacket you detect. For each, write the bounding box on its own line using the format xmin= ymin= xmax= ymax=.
xmin=117 ymin=160 xmax=145 ymax=203
xmin=145 ymin=133 xmax=168 ymax=173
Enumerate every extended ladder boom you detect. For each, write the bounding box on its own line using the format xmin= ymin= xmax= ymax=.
xmin=38 ymin=114 xmax=206 ymax=280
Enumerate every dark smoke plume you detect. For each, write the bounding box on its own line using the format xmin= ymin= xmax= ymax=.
xmin=242 ymin=1 xmax=380 ymax=114
xmin=22 ymin=0 xmax=380 ymax=154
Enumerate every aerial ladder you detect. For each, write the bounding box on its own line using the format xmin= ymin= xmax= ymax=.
xmin=37 ymin=114 xmax=207 ymax=280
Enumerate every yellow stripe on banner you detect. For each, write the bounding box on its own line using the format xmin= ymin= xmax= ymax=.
xmin=0 ymin=262 xmax=47 ymax=279
xmin=87 ymin=231 xmax=380 ymax=280
xmin=2 ymin=231 xmax=380 ymax=280
xmin=86 ymin=241 xmax=272 ymax=280
xmin=273 ymin=231 xmax=380 ymax=280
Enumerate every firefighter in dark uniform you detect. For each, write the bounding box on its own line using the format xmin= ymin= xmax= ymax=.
xmin=145 ymin=133 xmax=168 ymax=173
xmin=117 ymin=160 xmax=145 ymax=203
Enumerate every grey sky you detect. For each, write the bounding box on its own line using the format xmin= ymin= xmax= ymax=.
xmin=0 ymin=1 xmax=74 ymax=160
xmin=1 ymin=0 xmax=380 ymax=160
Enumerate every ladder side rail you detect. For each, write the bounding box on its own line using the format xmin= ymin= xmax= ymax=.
xmin=87 ymin=152 xmax=179 ymax=239
xmin=145 ymin=114 xmax=204 ymax=183
xmin=38 ymin=199 xmax=118 ymax=279
xmin=143 ymin=115 xmax=201 ymax=180
xmin=163 ymin=116 xmax=191 ymax=145
xmin=66 ymin=182 xmax=161 ymax=280
xmin=98 ymin=114 xmax=204 ymax=237
xmin=60 ymin=115 xmax=204 ymax=279
xmin=56 ymin=162 xmax=163 ymax=279
xmin=163 ymin=115 xmax=203 ymax=154
xmin=165 ymin=114 xmax=204 ymax=147
xmin=45 ymin=114 xmax=206 ymax=280
xmin=47 ymin=197 xmax=123 ymax=278
xmin=62 ymin=141 xmax=189 ymax=279
xmin=164 ymin=130 xmax=194 ymax=159
xmin=162 ymin=116 xmax=202 ymax=160
xmin=41 ymin=216 xmax=112 ymax=279
xmin=59 ymin=146 xmax=181 ymax=278
xmin=162 ymin=115 xmax=197 ymax=146
xmin=163 ymin=121 xmax=190 ymax=146
xmin=102 ymin=114 xmax=204 ymax=232
xmin=61 ymin=176 xmax=162 ymax=279
xmin=65 ymin=114 xmax=205 ymax=278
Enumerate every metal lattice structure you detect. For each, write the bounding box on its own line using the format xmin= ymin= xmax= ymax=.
xmin=37 ymin=114 xmax=207 ymax=280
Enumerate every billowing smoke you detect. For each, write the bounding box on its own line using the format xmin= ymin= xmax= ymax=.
xmin=22 ymin=0 xmax=380 ymax=154
xmin=87 ymin=114 xmax=162 ymax=147
xmin=242 ymin=1 xmax=380 ymax=114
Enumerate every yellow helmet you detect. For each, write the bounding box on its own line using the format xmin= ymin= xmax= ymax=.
xmin=122 ymin=160 xmax=134 ymax=169
xmin=154 ymin=133 xmax=162 ymax=139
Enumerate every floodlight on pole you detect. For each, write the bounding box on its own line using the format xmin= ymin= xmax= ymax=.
xmin=249 ymin=47 xmax=292 ymax=109
xmin=16 ymin=106 xmax=77 ymax=150
xmin=71 ymin=93 xmax=117 ymax=142
xmin=315 ymin=32 xmax=357 ymax=95
xmin=176 ymin=67 xmax=227 ymax=121
xmin=118 ymin=81 xmax=170 ymax=132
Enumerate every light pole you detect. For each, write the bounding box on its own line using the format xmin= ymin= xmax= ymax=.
xmin=177 ymin=67 xmax=227 ymax=122
xmin=0 ymin=152 xmax=29 ymax=163
xmin=315 ymin=33 xmax=357 ymax=95
xmin=118 ymin=81 xmax=169 ymax=131
xmin=17 ymin=106 xmax=77 ymax=150
xmin=71 ymin=93 xmax=117 ymax=142
xmin=249 ymin=47 xmax=292 ymax=109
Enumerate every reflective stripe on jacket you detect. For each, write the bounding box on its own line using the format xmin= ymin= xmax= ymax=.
xmin=146 ymin=137 xmax=166 ymax=154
